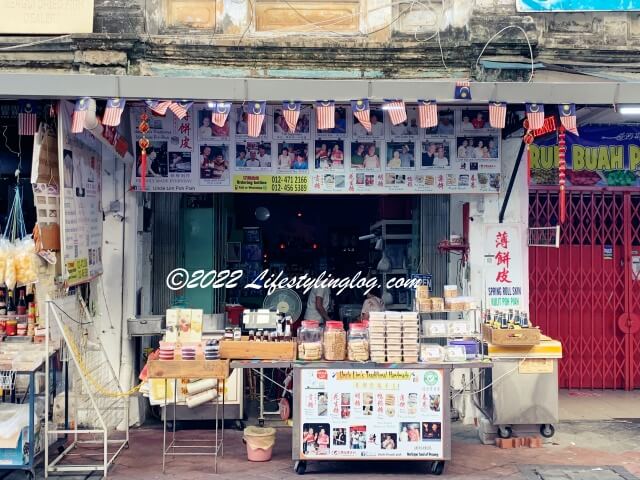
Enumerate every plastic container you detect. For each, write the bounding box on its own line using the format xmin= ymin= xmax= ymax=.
xmin=297 ymin=321 xmax=323 ymax=360
xmin=225 ymin=304 xmax=244 ymax=326
xmin=323 ymin=321 xmax=346 ymax=361
xmin=243 ymin=426 xmax=276 ymax=462
xmin=347 ymin=323 xmax=369 ymax=361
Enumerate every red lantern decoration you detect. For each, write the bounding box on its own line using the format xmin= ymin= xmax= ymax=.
xmin=138 ymin=113 xmax=150 ymax=191
xmin=558 ymin=126 xmax=567 ymax=224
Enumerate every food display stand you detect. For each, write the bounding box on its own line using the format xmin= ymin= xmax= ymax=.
xmin=147 ymin=359 xmax=230 ymax=474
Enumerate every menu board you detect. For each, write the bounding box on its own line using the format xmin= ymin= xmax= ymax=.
xmin=298 ymin=368 xmax=444 ymax=460
xmin=129 ymin=103 xmax=501 ymax=194
xmin=59 ymin=101 xmax=104 ymax=285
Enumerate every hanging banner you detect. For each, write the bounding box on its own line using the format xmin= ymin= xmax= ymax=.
xmin=517 ymin=0 xmax=640 ymax=11
xmin=298 ymin=368 xmax=445 ymax=460
xmin=129 ymin=103 xmax=502 ymax=194
xmin=484 ymin=224 xmax=524 ymax=310
xmin=530 ymin=125 xmax=640 ymax=187
xmin=58 ymin=101 xmax=104 ymax=285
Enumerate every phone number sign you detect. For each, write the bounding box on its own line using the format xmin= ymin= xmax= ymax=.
xmin=233 ymin=174 xmax=308 ymax=193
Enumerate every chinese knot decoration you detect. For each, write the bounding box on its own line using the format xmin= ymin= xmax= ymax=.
xmin=138 ymin=113 xmax=150 ymax=191
xmin=558 ymin=125 xmax=567 ymax=224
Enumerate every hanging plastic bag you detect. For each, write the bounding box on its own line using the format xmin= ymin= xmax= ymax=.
xmin=4 ymin=243 xmax=16 ymax=290
xmin=15 ymin=236 xmax=37 ymax=285
xmin=0 ymin=239 xmax=9 ymax=287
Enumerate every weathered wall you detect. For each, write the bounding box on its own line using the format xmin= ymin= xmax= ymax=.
xmin=1 ymin=0 xmax=640 ymax=79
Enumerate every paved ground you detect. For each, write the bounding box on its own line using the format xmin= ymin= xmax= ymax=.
xmin=6 ymin=391 xmax=640 ymax=479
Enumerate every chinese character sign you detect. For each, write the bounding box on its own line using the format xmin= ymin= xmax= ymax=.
xmin=484 ymin=224 xmax=524 ymax=310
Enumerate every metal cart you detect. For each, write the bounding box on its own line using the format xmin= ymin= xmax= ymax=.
xmin=291 ymin=361 xmax=491 ymax=476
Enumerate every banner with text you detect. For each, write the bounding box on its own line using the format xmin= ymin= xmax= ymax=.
xmin=517 ymin=0 xmax=640 ymax=11
xmin=530 ymin=125 xmax=640 ymax=187
xmin=484 ymin=224 xmax=524 ymax=310
xmin=129 ymin=103 xmax=502 ymax=194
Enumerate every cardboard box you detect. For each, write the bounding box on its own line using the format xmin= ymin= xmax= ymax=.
xmin=482 ymin=324 xmax=541 ymax=346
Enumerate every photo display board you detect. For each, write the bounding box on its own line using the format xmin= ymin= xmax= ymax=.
xmin=298 ymin=368 xmax=445 ymax=460
xmin=129 ymin=103 xmax=501 ymax=194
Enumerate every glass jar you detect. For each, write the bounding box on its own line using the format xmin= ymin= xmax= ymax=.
xmin=323 ymin=321 xmax=346 ymax=361
xmin=297 ymin=320 xmax=323 ymax=360
xmin=347 ymin=323 xmax=369 ymax=361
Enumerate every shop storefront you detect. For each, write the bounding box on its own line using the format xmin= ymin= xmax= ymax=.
xmin=1 ymin=76 xmax=639 ymax=477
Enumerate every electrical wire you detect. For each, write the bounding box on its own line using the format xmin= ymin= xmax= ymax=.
xmin=475 ymin=25 xmax=535 ymax=83
xmin=0 ymin=34 xmax=71 ymax=51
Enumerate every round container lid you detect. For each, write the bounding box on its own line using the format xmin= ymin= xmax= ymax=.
xmin=326 ymin=321 xmax=344 ymax=329
xmin=350 ymin=322 xmax=366 ymax=330
xmin=301 ymin=320 xmax=320 ymax=328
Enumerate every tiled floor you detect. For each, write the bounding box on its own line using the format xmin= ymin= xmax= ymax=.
xmin=6 ymin=390 xmax=640 ymax=479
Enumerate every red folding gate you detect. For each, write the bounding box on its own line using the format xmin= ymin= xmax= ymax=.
xmin=529 ymin=189 xmax=640 ymax=390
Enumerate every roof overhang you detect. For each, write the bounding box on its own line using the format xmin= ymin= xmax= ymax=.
xmin=0 ymin=73 xmax=637 ymax=104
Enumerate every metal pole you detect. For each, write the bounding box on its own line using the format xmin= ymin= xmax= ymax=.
xmin=498 ymin=140 xmax=527 ymax=224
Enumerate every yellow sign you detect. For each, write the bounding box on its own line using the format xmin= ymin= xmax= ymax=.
xmin=66 ymin=258 xmax=89 ymax=284
xmin=232 ymin=175 xmax=308 ymax=193
xmin=0 ymin=0 xmax=94 ymax=34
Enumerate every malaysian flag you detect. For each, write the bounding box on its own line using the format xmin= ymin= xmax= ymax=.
xmin=351 ymin=99 xmax=371 ymax=132
xmin=525 ymin=103 xmax=545 ymax=130
xmin=488 ymin=102 xmax=507 ymax=129
xmin=282 ymin=101 xmax=301 ymax=132
xmin=315 ymin=101 xmax=335 ymax=130
xmin=18 ymin=101 xmax=38 ymax=136
xmin=145 ymin=99 xmax=172 ymax=116
xmin=169 ymin=101 xmax=192 ymax=120
xmin=417 ymin=100 xmax=438 ymax=128
xmin=454 ymin=80 xmax=472 ymax=100
xmin=71 ymin=97 xmax=91 ymax=134
xmin=103 ymin=98 xmax=126 ymax=127
xmin=209 ymin=101 xmax=231 ymax=127
xmin=558 ymin=103 xmax=578 ymax=135
xmin=384 ymin=99 xmax=407 ymax=126
xmin=245 ymin=101 xmax=266 ymax=137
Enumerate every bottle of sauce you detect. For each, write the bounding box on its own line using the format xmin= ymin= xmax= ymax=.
xmin=7 ymin=290 xmax=16 ymax=316
xmin=17 ymin=289 xmax=27 ymax=315
xmin=0 ymin=289 xmax=7 ymax=316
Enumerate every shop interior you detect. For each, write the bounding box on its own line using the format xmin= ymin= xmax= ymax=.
xmin=176 ymin=193 xmax=423 ymax=326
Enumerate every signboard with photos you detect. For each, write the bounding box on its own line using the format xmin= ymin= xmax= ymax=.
xmin=298 ymin=368 xmax=445 ymax=460
xmin=129 ymin=103 xmax=502 ymax=194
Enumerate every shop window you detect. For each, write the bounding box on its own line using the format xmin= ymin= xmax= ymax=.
xmin=165 ymin=0 xmax=217 ymax=30
xmin=254 ymin=0 xmax=361 ymax=34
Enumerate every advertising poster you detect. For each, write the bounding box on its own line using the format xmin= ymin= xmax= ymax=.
xmin=59 ymin=101 xmax=104 ymax=285
xmin=129 ymin=103 xmax=502 ymax=194
xmin=483 ymin=224 xmax=524 ymax=310
xmin=299 ymin=368 xmax=444 ymax=460
xmin=517 ymin=0 xmax=640 ymax=11
xmin=530 ymin=125 xmax=640 ymax=187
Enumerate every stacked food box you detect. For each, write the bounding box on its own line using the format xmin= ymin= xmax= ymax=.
xmin=368 ymin=312 xmax=386 ymax=362
xmin=385 ymin=312 xmax=403 ymax=363
xmin=401 ymin=312 xmax=419 ymax=363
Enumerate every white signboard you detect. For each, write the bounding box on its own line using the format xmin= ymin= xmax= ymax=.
xmin=484 ymin=224 xmax=524 ymax=310
xmin=129 ymin=103 xmax=502 ymax=194
xmin=298 ymin=368 xmax=444 ymax=460
xmin=0 ymin=0 xmax=94 ymax=34
xmin=59 ymin=101 xmax=103 ymax=285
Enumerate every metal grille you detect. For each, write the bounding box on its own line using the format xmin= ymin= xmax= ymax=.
xmin=529 ymin=189 xmax=640 ymax=390
xmin=420 ymin=195 xmax=450 ymax=297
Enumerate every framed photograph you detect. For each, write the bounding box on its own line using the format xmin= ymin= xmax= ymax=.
xmin=387 ymin=106 xmax=419 ymax=138
xmin=420 ymin=138 xmax=452 ymax=169
xmin=386 ymin=141 xmax=416 ymax=169
xmin=277 ymin=142 xmax=309 ymax=170
xmin=456 ymin=136 xmax=500 ymax=160
xmin=273 ymin=106 xmax=311 ymax=138
xmin=350 ymin=141 xmax=382 ymax=170
xmin=199 ymin=144 xmax=229 ymax=184
xmin=351 ymin=107 xmax=384 ymax=138
xmin=314 ymin=105 xmax=348 ymax=136
xmin=196 ymin=107 xmax=230 ymax=141
xmin=423 ymin=108 xmax=455 ymax=137
xmin=169 ymin=151 xmax=192 ymax=174
xmin=235 ymin=142 xmax=272 ymax=170
xmin=136 ymin=140 xmax=168 ymax=178
xmin=458 ymin=108 xmax=498 ymax=134
xmin=314 ymin=140 xmax=345 ymax=170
